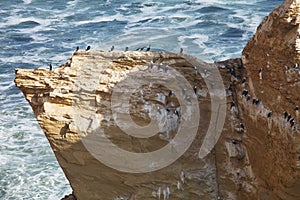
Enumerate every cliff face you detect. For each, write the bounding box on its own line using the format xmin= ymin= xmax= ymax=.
xmin=240 ymin=0 xmax=300 ymax=198
xmin=14 ymin=0 xmax=300 ymax=199
xmin=15 ymin=51 xmax=227 ymax=200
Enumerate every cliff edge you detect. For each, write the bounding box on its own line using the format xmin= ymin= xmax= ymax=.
xmin=14 ymin=0 xmax=300 ymax=199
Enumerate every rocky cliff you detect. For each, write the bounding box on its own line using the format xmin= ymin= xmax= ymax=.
xmin=14 ymin=0 xmax=300 ymax=199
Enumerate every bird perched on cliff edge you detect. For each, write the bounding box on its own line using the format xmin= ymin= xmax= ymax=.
xmin=125 ymin=47 xmax=128 ymax=52
xmin=86 ymin=45 xmax=91 ymax=51
xmin=180 ymin=48 xmax=183 ymax=54
xmin=146 ymin=45 xmax=150 ymax=51
xmin=75 ymin=46 xmax=79 ymax=52
xmin=49 ymin=64 xmax=52 ymax=71
xmin=110 ymin=45 xmax=114 ymax=52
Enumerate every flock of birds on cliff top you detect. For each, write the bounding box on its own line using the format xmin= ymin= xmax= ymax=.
xmin=48 ymin=45 xmax=184 ymax=71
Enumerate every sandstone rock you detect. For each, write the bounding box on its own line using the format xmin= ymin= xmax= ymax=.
xmin=15 ymin=51 xmax=226 ymax=200
xmin=14 ymin=0 xmax=300 ymax=199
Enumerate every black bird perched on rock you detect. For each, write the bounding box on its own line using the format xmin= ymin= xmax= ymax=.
xmin=283 ymin=111 xmax=288 ymax=119
xmin=290 ymin=119 xmax=295 ymax=128
xmin=110 ymin=45 xmax=114 ymax=52
xmin=168 ymin=90 xmax=174 ymax=97
xmin=252 ymin=98 xmax=260 ymax=105
xmin=231 ymin=139 xmax=240 ymax=145
xmin=125 ymin=47 xmax=128 ymax=52
xmin=193 ymin=86 xmax=197 ymax=95
xmin=240 ymin=123 xmax=245 ymax=131
xmin=146 ymin=45 xmax=150 ymax=51
xmin=174 ymin=110 xmax=180 ymax=117
xmin=287 ymin=114 xmax=292 ymax=122
xmin=242 ymin=89 xmax=248 ymax=96
xmin=76 ymin=46 xmax=79 ymax=51
xmin=49 ymin=64 xmax=52 ymax=71
xmin=86 ymin=45 xmax=91 ymax=51
xmin=242 ymin=77 xmax=247 ymax=84
xmin=180 ymin=48 xmax=183 ymax=54
xmin=230 ymin=101 xmax=236 ymax=108
xmin=246 ymin=95 xmax=251 ymax=101
xmin=267 ymin=111 xmax=272 ymax=118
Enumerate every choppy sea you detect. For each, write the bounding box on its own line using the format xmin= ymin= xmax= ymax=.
xmin=0 ymin=0 xmax=283 ymax=199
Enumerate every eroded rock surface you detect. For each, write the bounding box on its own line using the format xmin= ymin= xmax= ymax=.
xmin=14 ymin=0 xmax=300 ymax=199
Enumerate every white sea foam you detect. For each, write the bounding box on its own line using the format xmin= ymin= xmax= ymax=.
xmin=23 ymin=0 xmax=32 ymax=4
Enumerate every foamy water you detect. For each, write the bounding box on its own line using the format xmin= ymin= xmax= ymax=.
xmin=0 ymin=0 xmax=282 ymax=199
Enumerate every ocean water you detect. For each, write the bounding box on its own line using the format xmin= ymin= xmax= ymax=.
xmin=0 ymin=0 xmax=283 ymax=199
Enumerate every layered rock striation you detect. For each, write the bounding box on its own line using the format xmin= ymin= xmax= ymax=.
xmin=14 ymin=0 xmax=300 ymax=199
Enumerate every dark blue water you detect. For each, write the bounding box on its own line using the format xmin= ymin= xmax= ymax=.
xmin=0 ymin=0 xmax=283 ymax=199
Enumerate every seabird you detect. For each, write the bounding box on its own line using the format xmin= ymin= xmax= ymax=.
xmin=76 ymin=46 xmax=79 ymax=51
xmin=168 ymin=90 xmax=174 ymax=97
xmin=110 ymin=45 xmax=114 ymax=52
xmin=125 ymin=47 xmax=128 ymax=52
xmin=267 ymin=111 xmax=272 ymax=118
xmin=252 ymin=98 xmax=260 ymax=105
xmin=174 ymin=109 xmax=180 ymax=117
xmin=240 ymin=123 xmax=245 ymax=131
xmin=193 ymin=86 xmax=197 ymax=95
xmin=230 ymin=101 xmax=236 ymax=108
xmin=285 ymin=66 xmax=289 ymax=74
xmin=180 ymin=48 xmax=183 ymax=54
xmin=194 ymin=66 xmax=199 ymax=75
xmin=146 ymin=45 xmax=150 ymax=51
xmin=86 ymin=45 xmax=91 ymax=51
xmin=166 ymin=108 xmax=171 ymax=114
xmin=246 ymin=95 xmax=251 ymax=101
xmin=287 ymin=114 xmax=292 ymax=122
xmin=259 ymin=68 xmax=263 ymax=80
xmin=283 ymin=111 xmax=288 ymax=119
xmin=49 ymin=64 xmax=52 ymax=71
xmin=203 ymin=69 xmax=208 ymax=76
xmin=242 ymin=89 xmax=248 ymax=96
xmin=294 ymin=63 xmax=299 ymax=70
xmin=230 ymin=68 xmax=236 ymax=78
xmin=290 ymin=119 xmax=295 ymax=128
xmin=231 ymin=139 xmax=240 ymax=145
xmin=296 ymin=106 xmax=299 ymax=117
xmin=242 ymin=77 xmax=247 ymax=84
